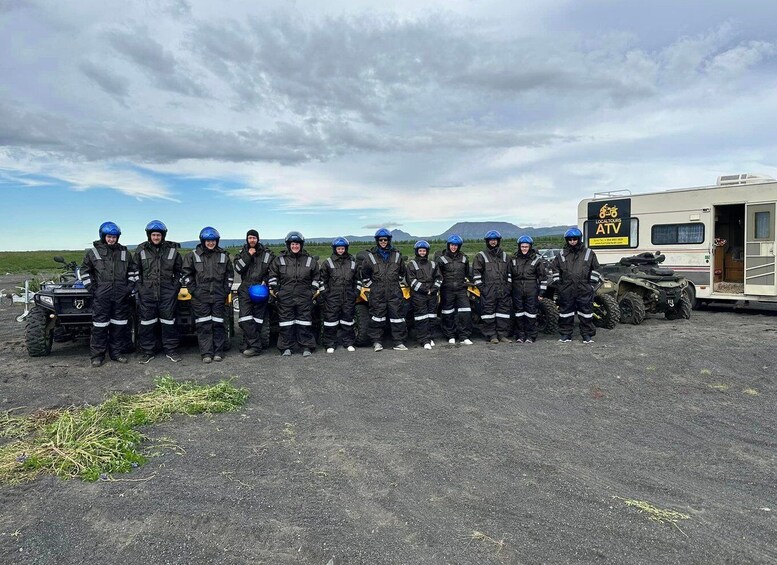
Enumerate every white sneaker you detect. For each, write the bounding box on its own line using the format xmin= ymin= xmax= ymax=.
xmin=326 ymin=347 xmax=335 ymax=354
xmin=393 ymin=343 xmax=408 ymax=351
xmin=423 ymin=343 xmax=432 ymax=350
xmin=374 ymin=343 xmax=383 ymax=352
xmin=429 ymin=340 xmax=435 ymax=347
xmin=462 ymin=338 xmax=473 ymax=345
xmin=346 ymin=345 xmax=356 ymax=352
xmin=448 ymin=338 xmax=456 ymax=345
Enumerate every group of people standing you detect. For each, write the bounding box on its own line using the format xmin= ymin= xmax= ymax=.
xmin=79 ymin=221 xmax=600 ymax=366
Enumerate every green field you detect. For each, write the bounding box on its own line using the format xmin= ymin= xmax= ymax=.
xmin=0 ymin=237 xmax=564 ymax=274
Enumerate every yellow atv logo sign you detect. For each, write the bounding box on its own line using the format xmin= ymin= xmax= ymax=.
xmin=599 ymin=203 xmax=619 ymax=219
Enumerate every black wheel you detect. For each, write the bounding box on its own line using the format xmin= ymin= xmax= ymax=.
xmin=261 ymin=317 xmax=271 ymax=349
xmin=126 ymin=308 xmax=139 ymax=353
xmin=354 ymin=302 xmax=371 ymax=346
xmin=223 ymin=305 xmax=234 ymax=351
xmin=685 ymin=284 xmax=703 ymax=310
xmin=619 ymin=292 xmax=646 ymax=325
xmin=26 ymin=306 xmax=53 ymax=357
xmin=537 ymin=298 xmax=559 ymax=334
xmin=666 ymin=294 xmax=692 ymax=320
xmin=593 ymin=293 xmax=620 ymax=329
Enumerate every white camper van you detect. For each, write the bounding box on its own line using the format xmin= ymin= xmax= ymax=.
xmin=578 ymin=174 xmax=777 ymax=308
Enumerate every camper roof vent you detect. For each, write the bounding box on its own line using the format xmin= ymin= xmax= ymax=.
xmin=716 ymin=173 xmax=775 ymax=186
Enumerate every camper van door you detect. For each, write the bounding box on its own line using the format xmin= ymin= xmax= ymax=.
xmin=744 ymin=202 xmax=777 ymax=296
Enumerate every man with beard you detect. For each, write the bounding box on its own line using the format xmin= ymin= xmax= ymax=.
xmin=234 ymin=229 xmax=274 ymax=357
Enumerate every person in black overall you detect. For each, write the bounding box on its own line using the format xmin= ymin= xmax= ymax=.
xmin=234 ymin=229 xmax=274 ymax=357
xmin=549 ymin=228 xmax=601 ymax=344
xmin=268 ymin=231 xmax=320 ymax=357
xmin=472 ymin=230 xmax=512 ymax=344
xmin=436 ymin=234 xmax=474 ymax=346
xmin=319 ymin=237 xmax=358 ymax=353
xmin=81 ymin=221 xmax=135 ymax=367
xmin=407 ymin=240 xmax=442 ymax=349
xmin=181 ymin=227 xmax=234 ymax=363
xmin=134 ymin=220 xmax=183 ymax=363
xmin=361 ymin=228 xmax=408 ymax=351
xmin=509 ymin=235 xmax=546 ymax=344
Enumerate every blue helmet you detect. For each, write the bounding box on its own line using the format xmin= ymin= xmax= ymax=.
xmin=99 ymin=221 xmax=121 ymax=242
xmin=374 ymin=228 xmax=392 ymax=242
xmin=248 ymin=284 xmax=269 ymax=303
xmin=145 ymin=220 xmax=167 ymax=241
xmin=518 ymin=235 xmax=533 ymax=245
xmin=414 ymin=240 xmax=430 ymax=256
xmin=564 ymin=227 xmax=583 ymax=240
xmin=446 ymin=234 xmax=463 ymax=246
xmin=285 ymin=231 xmax=305 ymax=250
xmin=332 ymin=236 xmax=349 ymax=252
xmin=199 ymin=226 xmax=220 ymax=245
xmin=484 ymin=230 xmax=502 ymax=242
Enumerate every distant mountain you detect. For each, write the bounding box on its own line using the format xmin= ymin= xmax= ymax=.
xmin=177 ymin=223 xmax=571 ymax=249
xmin=435 ymin=222 xmax=572 ymax=240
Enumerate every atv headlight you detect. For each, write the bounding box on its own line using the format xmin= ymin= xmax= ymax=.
xmin=38 ymin=295 xmax=54 ymax=307
xmin=602 ymin=281 xmax=614 ymax=290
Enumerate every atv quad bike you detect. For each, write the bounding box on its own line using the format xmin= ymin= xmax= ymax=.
xmin=25 ymin=256 xmax=138 ymax=356
xmin=540 ymin=277 xmax=621 ymax=331
xmin=599 ymin=252 xmax=691 ymax=325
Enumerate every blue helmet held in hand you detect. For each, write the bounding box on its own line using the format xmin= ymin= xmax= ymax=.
xmin=248 ymin=284 xmax=269 ymax=303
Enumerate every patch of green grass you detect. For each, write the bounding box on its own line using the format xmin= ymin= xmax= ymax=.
xmin=743 ymin=388 xmax=759 ymax=396
xmin=0 ymin=376 xmax=248 ymax=484
xmin=0 ymin=251 xmax=86 ymax=274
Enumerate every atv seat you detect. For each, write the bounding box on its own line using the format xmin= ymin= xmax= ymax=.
xmin=649 ymin=267 xmax=675 ymax=277
xmin=618 ymin=252 xmax=666 ymax=266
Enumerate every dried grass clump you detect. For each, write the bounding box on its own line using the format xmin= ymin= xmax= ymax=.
xmin=0 ymin=376 xmax=248 ymax=484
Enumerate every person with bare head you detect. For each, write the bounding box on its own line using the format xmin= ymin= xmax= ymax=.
xmin=234 ymin=229 xmax=274 ymax=357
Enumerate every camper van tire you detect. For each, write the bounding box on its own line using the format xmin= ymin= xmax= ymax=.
xmin=593 ymin=293 xmax=620 ymax=329
xmin=618 ymin=292 xmax=646 ymax=325
xmin=25 ymin=306 xmax=54 ymax=357
xmin=665 ymin=294 xmax=692 ymax=321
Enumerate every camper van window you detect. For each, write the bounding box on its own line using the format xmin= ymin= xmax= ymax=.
xmin=755 ymin=211 xmax=770 ymax=239
xmin=651 ymin=223 xmax=705 ymax=245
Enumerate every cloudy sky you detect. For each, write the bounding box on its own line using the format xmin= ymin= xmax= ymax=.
xmin=1 ymin=0 xmax=776 ymax=250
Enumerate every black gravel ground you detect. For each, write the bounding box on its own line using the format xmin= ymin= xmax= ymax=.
xmin=1 ymin=291 xmax=775 ymax=564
